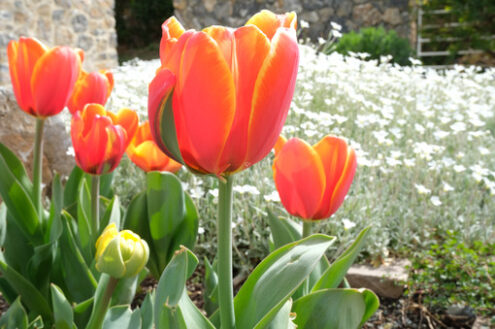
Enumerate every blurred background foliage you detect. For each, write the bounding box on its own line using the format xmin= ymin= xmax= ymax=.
xmin=115 ymin=0 xmax=174 ymax=62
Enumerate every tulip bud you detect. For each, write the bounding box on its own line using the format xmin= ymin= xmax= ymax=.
xmin=95 ymin=224 xmax=149 ymax=278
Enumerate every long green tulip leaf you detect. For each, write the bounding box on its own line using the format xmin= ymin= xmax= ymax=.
xmin=47 ymin=174 xmax=64 ymax=243
xmin=177 ymin=290 xmax=215 ymax=329
xmin=203 ymin=257 xmax=218 ymax=316
xmin=266 ymin=210 xmax=301 ymax=249
xmin=359 ymin=288 xmax=380 ymax=326
xmin=0 ymin=257 xmax=52 ymax=321
xmin=168 ymin=193 xmax=199 ymax=262
xmin=264 ymin=299 xmax=295 ymax=329
xmin=158 ymin=86 xmax=184 ymax=165
xmin=154 ymin=247 xmax=198 ymax=329
xmin=100 ymin=196 xmax=121 ymax=231
xmin=63 ymin=166 xmax=84 ymax=213
xmin=292 ymin=288 xmax=378 ymax=329
xmin=139 ymin=293 xmax=154 ymax=329
xmin=312 ymin=227 xmax=371 ymax=291
xmin=51 ymin=284 xmax=75 ymax=329
xmin=0 ymin=151 xmax=39 ymax=236
xmin=0 ymin=143 xmax=32 ymax=194
xmin=0 ymin=297 xmax=28 ymax=329
xmin=146 ymin=171 xmax=185 ymax=270
xmin=233 ymin=234 xmax=335 ymax=329
xmin=77 ymin=179 xmax=93 ymax=261
xmin=102 ymin=305 xmax=141 ymax=329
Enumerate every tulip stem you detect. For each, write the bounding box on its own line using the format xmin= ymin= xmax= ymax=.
xmin=302 ymin=220 xmax=313 ymax=295
xmin=33 ymin=118 xmax=45 ymax=221
xmin=91 ymin=175 xmax=100 ymax=236
xmin=302 ymin=221 xmax=313 ymax=238
xmin=85 ymin=275 xmax=118 ymax=329
xmin=217 ymin=175 xmax=236 ymax=329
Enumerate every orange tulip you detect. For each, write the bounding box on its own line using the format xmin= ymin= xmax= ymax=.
xmin=67 ymin=69 xmax=114 ymax=114
xmin=126 ymin=121 xmax=182 ymax=173
xmin=71 ymin=104 xmax=138 ymax=175
xmin=7 ymin=37 xmax=82 ymax=117
xmin=149 ymin=10 xmax=299 ymax=176
xmin=273 ymin=136 xmax=357 ymax=220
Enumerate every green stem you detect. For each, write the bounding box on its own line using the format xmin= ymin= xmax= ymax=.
xmin=302 ymin=220 xmax=313 ymax=295
xmin=91 ymin=175 xmax=100 ymax=235
xmin=217 ymin=175 xmax=235 ymax=329
xmin=302 ymin=220 xmax=313 ymax=238
xmin=85 ymin=276 xmax=118 ymax=329
xmin=33 ymin=118 xmax=45 ymax=221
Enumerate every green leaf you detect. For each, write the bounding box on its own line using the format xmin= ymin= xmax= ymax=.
xmin=292 ymin=288 xmax=378 ymax=329
xmin=157 ymin=87 xmax=184 ymax=165
xmin=233 ymin=234 xmax=335 ymax=329
xmin=177 ymin=290 xmax=215 ymax=329
xmin=47 ymin=174 xmax=63 ymax=243
xmin=168 ymin=193 xmax=198 ymax=262
xmin=154 ymin=247 xmax=198 ymax=329
xmin=0 ymin=148 xmax=39 ymax=237
xmin=77 ymin=179 xmax=93 ymax=261
xmin=0 ymin=277 xmax=17 ymax=305
xmin=0 ymin=256 xmax=52 ymax=321
xmin=59 ymin=212 xmax=97 ymax=302
xmin=0 ymin=297 xmax=28 ymax=329
xmin=27 ymin=316 xmax=44 ymax=329
xmin=139 ymin=293 xmax=154 ymax=329
xmin=0 ymin=203 xmax=6 ymax=246
xmin=146 ymin=172 xmax=185 ymax=270
xmin=203 ymin=257 xmax=218 ymax=316
xmin=102 ymin=305 xmax=141 ymax=329
xmin=100 ymin=196 xmax=121 ymax=231
xmin=0 ymin=143 xmax=32 ymax=195
xmin=312 ymin=227 xmax=371 ymax=291
xmin=51 ymin=284 xmax=75 ymax=329
xmin=99 ymin=172 xmax=114 ymax=199
xmin=264 ymin=299 xmax=295 ymax=329
xmin=63 ymin=166 xmax=84 ymax=213
xmin=359 ymin=288 xmax=380 ymax=326
xmin=266 ymin=210 xmax=301 ymax=249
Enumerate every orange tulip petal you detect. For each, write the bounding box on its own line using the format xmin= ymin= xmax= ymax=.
xmin=161 ymin=31 xmax=194 ymax=74
xmin=219 ymin=25 xmax=271 ymax=172
xmin=245 ymin=10 xmax=297 ymax=39
xmin=160 ymin=16 xmax=186 ymax=65
xmin=274 ymin=138 xmax=326 ymax=219
xmin=273 ymin=135 xmax=287 ymax=156
xmin=246 ymin=28 xmax=299 ymax=167
xmin=173 ymin=31 xmax=235 ymax=174
xmin=7 ymin=37 xmax=47 ymax=114
xmin=312 ymin=136 xmax=357 ymax=219
xmin=203 ymin=26 xmax=235 ymax=71
xmin=31 ymin=46 xmax=81 ymax=117
xmin=68 ymin=71 xmax=112 ymax=114
xmin=114 ymin=108 xmax=139 ymax=146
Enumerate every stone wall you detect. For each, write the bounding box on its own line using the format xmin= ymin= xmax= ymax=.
xmin=173 ymin=0 xmax=412 ymax=41
xmin=0 ymin=0 xmax=118 ymax=85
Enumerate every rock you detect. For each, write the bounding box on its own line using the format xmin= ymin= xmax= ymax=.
xmin=337 ymin=1 xmax=352 ymax=17
xmin=0 ymin=86 xmax=74 ymax=185
xmin=301 ymin=11 xmax=319 ymax=23
xmin=77 ymin=34 xmax=93 ymax=50
xmin=472 ymin=317 xmax=491 ymax=329
xmin=353 ymin=3 xmax=382 ymax=26
xmin=382 ymin=7 xmax=401 ymax=25
xmin=318 ymin=7 xmax=335 ymax=22
xmin=204 ymin=0 xmax=216 ymax=12
xmin=346 ymin=259 xmax=410 ymax=299
xmin=173 ymin=0 xmax=188 ymax=11
xmin=71 ymin=13 xmax=88 ymax=33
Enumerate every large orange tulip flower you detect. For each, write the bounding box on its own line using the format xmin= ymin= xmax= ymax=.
xmin=68 ymin=69 xmax=114 ymax=114
xmin=273 ymin=135 xmax=357 ymax=220
xmin=126 ymin=121 xmax=182 ymax=173
xmin=71 ymin=104 xmax=138 ymax=175
xmin=7 ymin=37 xmax=82 ymax=117
xmin=149 ymin=10 xmax=299 ymax=176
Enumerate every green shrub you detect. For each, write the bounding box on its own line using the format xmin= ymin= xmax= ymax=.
xmin=407 ymin=230 xmax=495 ymax=318
xmin=331 ymin=27 xmax=414 ymax=66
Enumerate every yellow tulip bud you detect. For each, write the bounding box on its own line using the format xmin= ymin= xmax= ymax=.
xmin=95 ymin=223 xmax=150 ymax=278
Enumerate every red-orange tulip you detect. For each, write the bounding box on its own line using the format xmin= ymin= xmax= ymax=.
xmin=149 ymin=10 xmax=299 ymax=176
xmin=7 ymin=37 xmax=82 ymax=117
xmin=126 ymin=121 xmax=182 ymax=173
xmin=273 ymin=136 xmax=357 ymax=220
xmin=71 ymin=104 xmax=138 ymax=175
xmin=68 ymin=69 xmax=114 ymax=114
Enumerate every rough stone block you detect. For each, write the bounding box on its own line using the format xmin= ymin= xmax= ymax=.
xmin=346 ymin=259 xmax=410 ymax=299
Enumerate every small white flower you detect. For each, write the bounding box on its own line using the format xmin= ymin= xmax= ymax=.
xmin=430 ymin=196 xmax=442 ymax=206
xmin=453 ymin=165 xmax=466 ymax=173
xmin=442 ymin=182 xmax=454 ymax=192
xmin=478 ymin=147 xmax=490 ymax=155
xmin=198 ymin=227 xmax=205 ymax=235
xmin=342 ymin=218 xmax=356 ymax=230
xmin=330 ymin=21 xmax=342 ymax=31
xmin=263 ymin=191 xmax=281 ymax=202
xmin=300 ymin=20 xmax=310 ymax=29
xmin=415 ymin=184 xmax=431 ymax=195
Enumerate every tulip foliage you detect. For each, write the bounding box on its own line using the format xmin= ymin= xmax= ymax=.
xmin=0 ymin=9 xmax=379 ymax=329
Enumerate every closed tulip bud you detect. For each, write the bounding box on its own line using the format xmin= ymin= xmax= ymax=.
xmin=126 ymin=121 xmax=182 ymax=173
xmin=67 ymin=69 xmax=114 ymax=114
xmin=95 ymin=224 xmax=149 ymax=278
xmin=273 ymin=136 xmax=357 ymax=220
xmin=7 ymin=37 xmax=82 ymax=118
xmin=71 ymin=104 xmax=138 ymax=175
xmin=149 ymin=10 xmax=299 ymax=176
